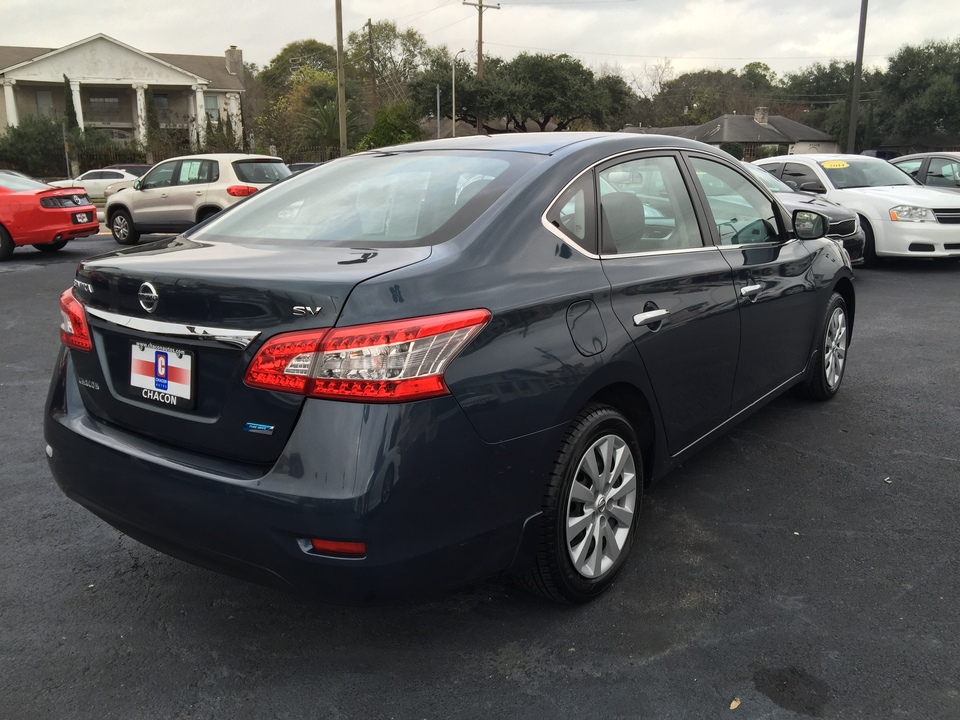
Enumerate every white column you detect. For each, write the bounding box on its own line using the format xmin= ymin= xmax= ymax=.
xmin=193 ymin=84 xmax=207 ymax=147
xmin=70 ymin=80 xmax=84 ymax=131
xmin=2 ymin=79 xmax=17 ymax=127
xmin=133 ymin=83 xmax=147 ymax=142
xmin=225 ymin=92 xmax=241 ymax=148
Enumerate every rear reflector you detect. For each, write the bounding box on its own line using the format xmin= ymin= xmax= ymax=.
xmin=59 ymin=288 xmax=93 ymax=352
xmin=244 ymin=308 xmax=491 ymax=402
xmin=308 ymin=539 xmax=367 ymax=557
xmin=226 ymin=185 xmax=258 ymax=197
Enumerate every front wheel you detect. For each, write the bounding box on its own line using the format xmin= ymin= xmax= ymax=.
xmin=33 ymin=240 xmax=68 ymax=252
xmin=110 ymin=209 xmax=140 ymax=245
xmin=522 ymin=405 xmax=643 ymax=603
xmin=0 ymin=226 xmax=14 ymax=261
xmin=795 ymin=292 xmax=849 ymax=401
xmin=859 ymin=217 xmax=878 ymax=267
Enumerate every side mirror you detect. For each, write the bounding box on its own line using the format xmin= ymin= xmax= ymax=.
xmin=784 ymin=180 xmax=799 ymax=190
xmin=799 ymin=181 xmax=826 ymax=193
xmin=793 ymin=210 xmax=826 ymax=240
xmin=133 ymin=179 xmax=141 ymax=191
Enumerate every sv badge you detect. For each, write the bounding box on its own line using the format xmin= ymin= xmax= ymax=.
xmin=293 ymin=306 xmax=323 ymax=317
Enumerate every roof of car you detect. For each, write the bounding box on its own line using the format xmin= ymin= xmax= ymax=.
xmin=892 ymin=151 xmax=960 ymax=162
xmin=154 ymin=153 xmax=283 ymax=163
xmin=758 ymin=154 xmax=886 ymax=164
xmin=369 ymin=132 xmax=721 ymax=157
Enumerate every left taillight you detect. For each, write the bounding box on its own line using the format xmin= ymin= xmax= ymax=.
xmin=244 ymin=309 xmax=491 ymax=403
xmin=59 ymin=288 xmax=92 ymax=352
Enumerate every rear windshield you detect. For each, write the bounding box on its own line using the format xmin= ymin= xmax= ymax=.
xmin=195 ymin=151 xmax=542 ymax=247
xmin=232 ymin=160 xmax=292 ymax=184
xmin=0 ymin=174 xmax=50 ymax=191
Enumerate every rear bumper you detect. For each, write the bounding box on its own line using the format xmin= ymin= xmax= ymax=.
xmin=12 ymin=213 xmax=99 ymax=246
xmin=44 ymin=351 xmax=555 ymax=604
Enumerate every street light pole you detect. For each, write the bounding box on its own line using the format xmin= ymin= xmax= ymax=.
xmin=335 ymin=0 xmax=347 ymax=157
xmin=452 ymin=49 xmax=466 ymax=137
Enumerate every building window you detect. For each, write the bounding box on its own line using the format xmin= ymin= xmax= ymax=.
xmin=36 ymin=90 xmax=55 ymax=118
xmin=204 ymin=95 xmax=220 ymax=124
xmin=88 ymin=93 xmax=120 ymax=122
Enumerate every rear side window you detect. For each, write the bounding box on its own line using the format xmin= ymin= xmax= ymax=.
xmin=233 ymin=160 xmax=291 ymax=184
xmin=197 ymin=151 xmax=542 ymax=247
xmin=545 ymin=174 xmax=597 ymax=253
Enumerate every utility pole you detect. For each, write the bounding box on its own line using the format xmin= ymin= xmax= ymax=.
xmin=847 ymin=0 xmax=869 ymax=153
xmin=452 ymin=48 xmax=466 ymax=137
xmin=463 ymin=0 xmax=500 ymax=134
xmin=335 ymin=0 xmax=347 ymax=157
xmin=366 ymin=19 xmax=379 ymax=113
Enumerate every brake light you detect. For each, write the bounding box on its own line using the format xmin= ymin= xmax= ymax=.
xmin=226 ymin=185 xmax=258 ymax=197
xmin=59 ymin=288 xmax=92 ymax=352
xmin=244 ymin=309 xmax=491 ymax=402
xmin=308 ymin=539 xmax=366 ymax=557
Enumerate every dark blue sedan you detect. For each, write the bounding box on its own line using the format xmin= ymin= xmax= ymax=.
xmin=45 ymin=133 xmax=854 ymax=604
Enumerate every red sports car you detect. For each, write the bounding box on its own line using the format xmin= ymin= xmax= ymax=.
xmin=0 ymin=173 xmax=100 ymax=261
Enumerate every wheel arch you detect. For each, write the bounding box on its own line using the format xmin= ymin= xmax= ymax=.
xmin=584 ymin=382 xmax=656 ymax=486
xmin=106 ymin=203 xmax=130 ymax=224
xmin=832 ymin=275 xmax=856 ymax=339
xmin=195 ymin=205 xmax=223 ymax=223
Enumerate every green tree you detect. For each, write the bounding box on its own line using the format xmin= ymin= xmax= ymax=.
xmin=259 ymin=39 xmax=338 ymax=97
xmin=501 ymin=53 xmax=597 ymax=131
xmin=347 ymin=20 xmax=429 ymax=107
xmin=0 ymin=114 xmax=65 ymax=177
xmin=876 ymin=39 xmax=960 ymax=139
xmin=357 ymin=102 xmax=422 ymax=150
xmin=62 ymin=75 xmax=79 ymax=131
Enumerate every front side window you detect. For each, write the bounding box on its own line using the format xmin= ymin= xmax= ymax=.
xmin=690 ymin=157 xmax=780 ymax=245
xmin=194 ymin=151 xmax=541 ymax=247
xmin=141 ymin=162 xmax=177 ymax=190
xmin=598 ymin=156 xmax=703 ymax=254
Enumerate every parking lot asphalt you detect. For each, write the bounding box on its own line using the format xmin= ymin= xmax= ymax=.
xmin=1 ymin=236 xmax=958 ymax=719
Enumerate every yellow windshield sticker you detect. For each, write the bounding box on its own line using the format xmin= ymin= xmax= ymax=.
xmin=821 ymin=160 xmax=849 ymax=169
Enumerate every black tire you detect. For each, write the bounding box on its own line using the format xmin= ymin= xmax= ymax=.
xmin=197 ymin=208 xmax=220 ymax=223
xmin=33 ymin=240 xmax=68 ymax=252
xmin=859 ymin=217 xmax=878 ymax=267
xmin=0 ymin=226 xmax=13 ymax=261
xmin=794 ymin=292 xmax=849 ymax=401
xmin=110 ymin=209 xmax=140 ymax=245
xmin=522 ymin=404 xmax=644 ymax=603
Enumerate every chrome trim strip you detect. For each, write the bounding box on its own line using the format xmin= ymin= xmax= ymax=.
xmin=86 ymin=307 xmax=261 ymax=349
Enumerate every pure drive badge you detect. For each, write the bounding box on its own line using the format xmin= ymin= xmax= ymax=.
xmin=243 ymin=422 xmax=275 ymax=435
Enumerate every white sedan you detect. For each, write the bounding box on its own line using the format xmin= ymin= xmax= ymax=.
xmin=49 ymin=168 xmax=140 ymax=200
xmin=754 ymin=154 xmax=960 ymax=264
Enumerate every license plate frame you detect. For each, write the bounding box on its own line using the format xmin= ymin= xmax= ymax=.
xmin=128 ymin=341 xmax=195 ymax=410
xmin=73 ymin=211 xmax=90 ymax=224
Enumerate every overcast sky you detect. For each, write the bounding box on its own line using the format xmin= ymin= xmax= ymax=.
xmin=4 ymin=0 xmax=959 ymax=84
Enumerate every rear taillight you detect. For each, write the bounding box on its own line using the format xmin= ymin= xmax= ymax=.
xmin=226 ymin=185 xmax=258 ymax=197
xmin=244 ymin=309 xmax=491 ymax=402
xmin=59 ymin=288 xmax=92 ymax=352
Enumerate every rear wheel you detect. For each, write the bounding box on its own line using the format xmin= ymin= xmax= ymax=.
xmin=197 ymin=208 xmax=220 ymax=223
xmin=111 ymin=209 xmax=140 ymax=245
xmin=33 ymin=240 xmax=68 ymax=252
xmin=522 ymin=405 xmax=643 ymax=603
xmin=794 ymin=292 xmax=849 ymax=401
xmin=0 ymin=226 xmax=13 ymax=261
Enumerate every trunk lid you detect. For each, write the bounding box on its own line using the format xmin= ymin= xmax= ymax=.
xmin=70 ymin=237 xmax=430 ymax=464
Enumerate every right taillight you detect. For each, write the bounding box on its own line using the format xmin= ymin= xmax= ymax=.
xmin=59 ymin=288 xmax=92 ymax=352
xmin=244 ymin=309 xmax=491 ymax=402
xmin=226 ymin=185 xmax=259 ymax=197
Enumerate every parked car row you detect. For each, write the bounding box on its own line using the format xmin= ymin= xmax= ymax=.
xmin=754 ymin=153 xmax=960 ymax=265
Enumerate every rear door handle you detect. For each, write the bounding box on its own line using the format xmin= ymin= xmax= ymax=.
xmin=633 ymin=309 xmax=669 ymax=327
xmin=740 ymin=283 xmax=762 ymax=298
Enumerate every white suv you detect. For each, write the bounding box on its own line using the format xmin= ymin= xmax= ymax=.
xmin=105 ymin=153 xmax=290 ymax=245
